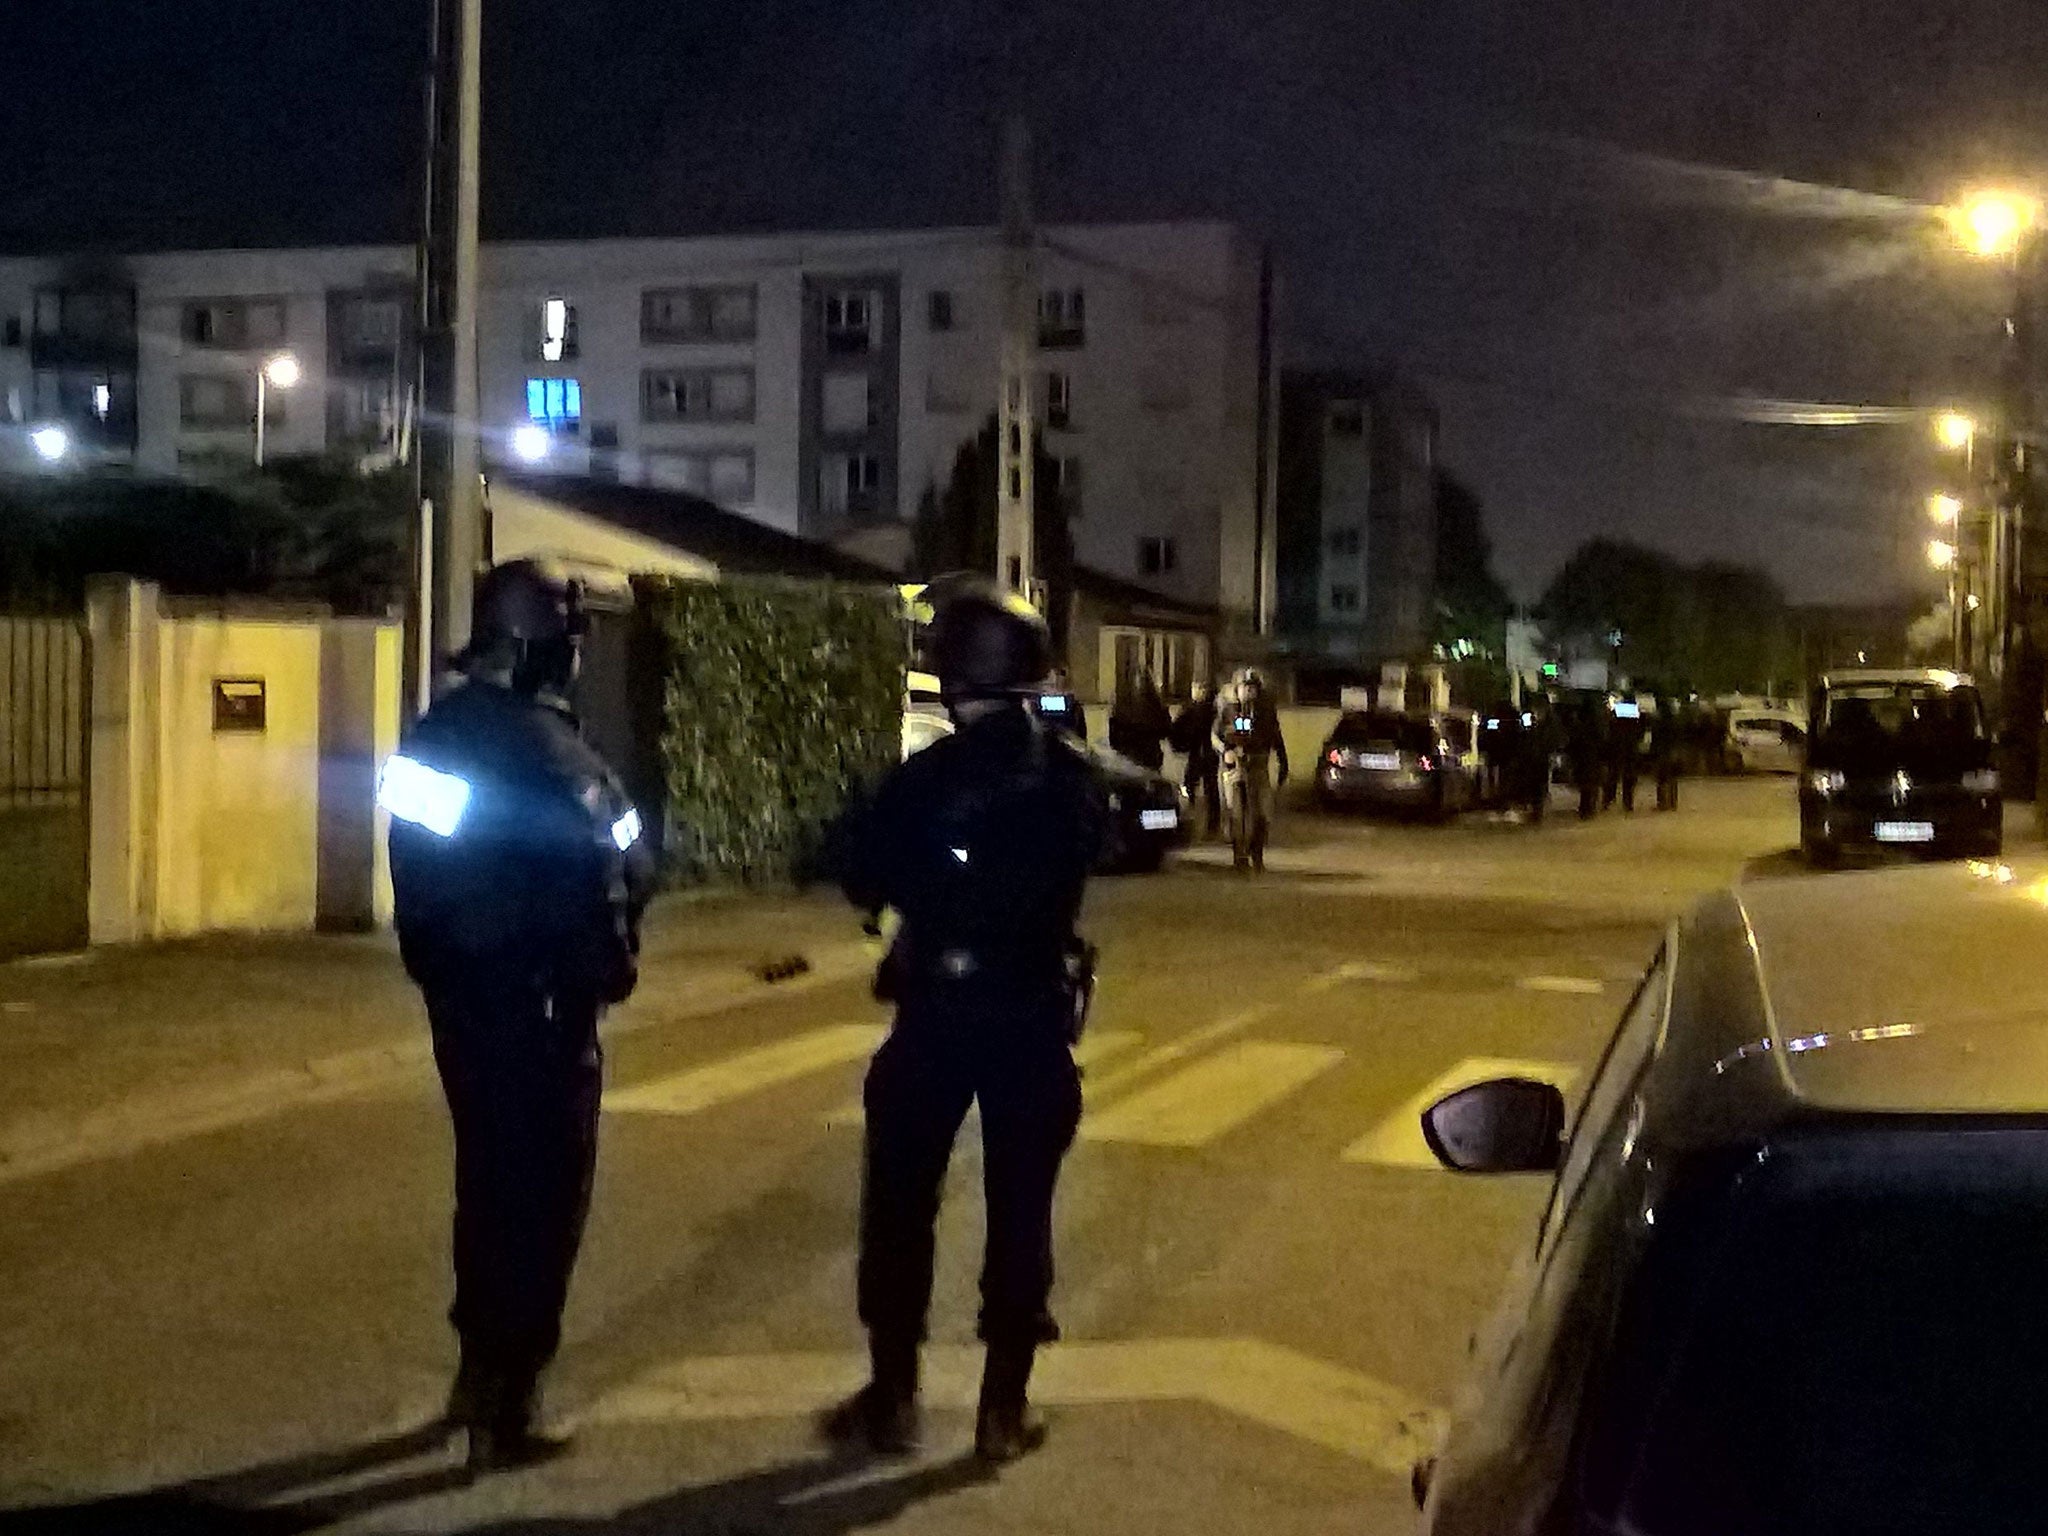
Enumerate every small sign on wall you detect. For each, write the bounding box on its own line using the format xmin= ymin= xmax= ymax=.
xmin=212 ymin=677 xmax=268 ymax=733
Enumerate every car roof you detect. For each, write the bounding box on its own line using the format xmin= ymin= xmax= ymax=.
xmin=1649 ymin=862 xmax=2048 ymax=1150
xmin=1819 ymin=668 xmax=1973 ymax=689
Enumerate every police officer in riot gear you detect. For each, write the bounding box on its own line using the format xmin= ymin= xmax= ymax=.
xmin=384 ymin=558 xmax=654 ymax=1474
xmin=829 ymin=583 xmax=1106 ymax=1464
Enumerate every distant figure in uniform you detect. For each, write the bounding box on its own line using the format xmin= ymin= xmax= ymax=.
xmin=831 ymin=584 xmax=1106 ymax=1465
xmin=1170 ymin=679 xmax=1222 ymax=837
xmin=1108 ymin=671 xmax=1172 ymax=771
xmin=1567 ymin=698 xmax=1607 ymax=820
xmin=1651 ymin=695 xmax=1682 ymax=811
xmin=1215 ymin=667 xmax=1289 ymax=871
xmin=1615 ymin=700 xmax=1647 ymax=813
xmin=384 ymin=559 xmax=655 ymax=1474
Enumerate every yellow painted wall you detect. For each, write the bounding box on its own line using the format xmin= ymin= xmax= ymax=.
xmin=154 ymin=618 xmax=324 ymax=935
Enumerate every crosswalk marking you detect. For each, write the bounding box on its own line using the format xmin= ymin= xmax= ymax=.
xmin=819 ymin=1029 xmax=1146 ymax=1129
xmin=606 ymin=1024 xmax=885 ymax=1117
xmin=587 ymin=1336 xmax=1441 ymax=1475
xmin=1343 ymin=1054 xmax=1579 ymax=1168
xmin=1303 ymin=959 xmax=1420 ymax=992
xmin=1518 ymin=974 xmax=1605 ymax=995
xmin=1077 ymin=1002 xmax=1279 ymax=1105
xmin=1080 ymin=1041 xmax=1346 ymax=1148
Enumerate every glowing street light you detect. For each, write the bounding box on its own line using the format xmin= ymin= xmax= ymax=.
xmin=254 ymin=351 xmax=301 ymax=467
xmin=29 ymin=425 xmax=69 ymax=463
xmin=1952 ymin=191 xmax=2041 ymax=259
xmin=1956 ymin=192 xmax=2040 ymax=259
xmin=1928 ymin=492 xmax=1964 ymax=524
xmin=1935 ymin=412 xmax=1977 ymax=451
xmin=1928 ymin=538 xmax=1959 ymax=570
xmin=511 ymin=423 xmax=551 ymax=464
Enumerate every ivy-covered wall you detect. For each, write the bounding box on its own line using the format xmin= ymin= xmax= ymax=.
xmin=637 ymin=577 xmax=905 ymax=885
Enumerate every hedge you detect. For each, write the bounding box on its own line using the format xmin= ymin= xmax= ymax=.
xmin=637 ymin=576 xmax=905 ymax=885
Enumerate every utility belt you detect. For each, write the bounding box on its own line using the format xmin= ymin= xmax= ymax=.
xmin=873 ymin=932 xmax=1099 ymax=1044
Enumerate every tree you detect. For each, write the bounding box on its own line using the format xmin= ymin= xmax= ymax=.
xmin=909 ymin=414 xmax=1077 ymax=661
xmin=1538 ymin=537 xmax=1799 ymax=694
xmin=1431 ymin=472 xmax=1512 ymax=655
xmin=0 ymin=455 xmax=409 ymax=613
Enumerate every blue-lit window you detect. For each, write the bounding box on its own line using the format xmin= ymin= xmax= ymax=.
xmin=525 ymin=377 xmax=582 ymax=434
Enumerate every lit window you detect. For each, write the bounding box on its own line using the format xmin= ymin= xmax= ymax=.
xmin=539 ymin=297 xmax=578 ymax=362
xmin=525 ymin=376 xmax=582 ymax=434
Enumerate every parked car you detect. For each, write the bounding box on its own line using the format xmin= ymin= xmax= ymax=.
xmin=1725 ymin=707 xmax=1807 ymax=773
xmin=1083 ymin=738 xmax=1191 ymax=873
xmin=1416 ymin=861 xmax=2048 ymax=1535
xmin=902 ymin=692 xmax=1187 ymax=873
xmin=1314 ymin=709 xmax=1476 ymax=819
xmin=1800 ymin=668 xmax=2000 ymax=865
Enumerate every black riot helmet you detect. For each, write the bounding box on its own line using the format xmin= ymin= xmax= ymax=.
xmin=465 ymin=558 xmax=588 ymax=694
xmin=927 ymin=583 xmax=1054 ymax=704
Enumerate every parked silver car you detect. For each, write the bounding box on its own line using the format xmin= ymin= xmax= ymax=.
xmin=1418 ymin=859 xmax=2048 ymax=1534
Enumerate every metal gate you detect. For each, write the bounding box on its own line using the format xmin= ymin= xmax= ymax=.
xmin=0 ymin=615 xmax=90 ymax=960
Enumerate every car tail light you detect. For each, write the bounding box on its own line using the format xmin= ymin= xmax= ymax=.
xmin=1417 ymin=755 xmax=1434 ymax=772
xmin=1327 ymin=748 xmax=1344 ymax=767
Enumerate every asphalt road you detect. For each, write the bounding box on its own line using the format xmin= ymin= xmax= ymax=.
xmin=0 ymin=777 xmax=1800 ymax=1535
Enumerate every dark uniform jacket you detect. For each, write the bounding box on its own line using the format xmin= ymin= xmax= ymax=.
xmin=845 ymin=708 xmax=1106 ymax=1000
xmin=388 ymin=679 xmax=655 ymax=1002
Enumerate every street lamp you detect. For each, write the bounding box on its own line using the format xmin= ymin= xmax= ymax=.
xmin=1928 ymin=492 xmax=1964 ymax=525
xmin=1953 ymin=192 xmax=2041 ymax=260
xmin=511 ymin=423 xmax=551 ymax=464
xmin=29 ymin=425 xmax=69 ymax=464
xmin=1929 ymin=538 xmax=1959 ymax=570
xmin=1935 ymin=412 xmax=1978 ymax=452
xmin=254 ymin=351 xmax=301 ymax=467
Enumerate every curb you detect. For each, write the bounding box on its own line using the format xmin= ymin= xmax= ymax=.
xmin=0 ymin=940 xmax=874 ymax=1189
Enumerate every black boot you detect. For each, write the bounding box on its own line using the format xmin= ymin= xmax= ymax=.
xmin=820 ymin=1334 xmax=921 ymax=1455
xmin=974 ymin=1343 xmax=1047 ymax=1465
xmin=466 ymin=1369 xmax=574 ymax=1475
xmin=440 ymin=1347 xmax=494 ymax=1437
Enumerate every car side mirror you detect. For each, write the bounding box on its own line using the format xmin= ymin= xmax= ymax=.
xmin=1421 ymin=1078 xmax=1566 ymax=1173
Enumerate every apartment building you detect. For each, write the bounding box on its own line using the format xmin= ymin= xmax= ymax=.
xmin=1274 ymin=370 xmax=1439 ymax=663
xmin=0 ymin=221 xmax=1275 ymax=627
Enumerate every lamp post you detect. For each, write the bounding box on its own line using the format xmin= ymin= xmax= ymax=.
xmin=254 ymin=351 xmax=301 ymax=467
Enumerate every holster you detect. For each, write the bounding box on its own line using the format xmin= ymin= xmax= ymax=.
xmin=1061 ymin=939 xmax=1099 ymax=1044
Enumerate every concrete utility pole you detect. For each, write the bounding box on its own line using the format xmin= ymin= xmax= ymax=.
xmin=410 ymin=0 xmax=485 ymax=712
xmin=996 ymin=116 xmax=1037 ymax=602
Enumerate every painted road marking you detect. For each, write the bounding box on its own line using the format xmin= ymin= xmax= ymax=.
xmin=1518 ymin=975 xmax=1606 ymax=995
xmin=1081 ymin=1041 xmax=1346 ymax=1148
xmin=819 ymin=1030 xmax=1145 ymax=1129
xmin=587 ymin=1337 xmax=1441 ymax=1476
xmin=1077 ymin=1002 xmax=1280 ymax=1106
xmin=1303 ymin=959 xmax=1421 ymax=992
xmin=1343 ymin=1054 xmax=1580 ymax=1168
xmin=606 ymin=1024 xmax=885 ymax=1117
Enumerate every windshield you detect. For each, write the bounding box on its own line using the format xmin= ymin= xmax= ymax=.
xmin=1331 ymin=712 xmax=1435 ymax=753
xmin=1815 ymin=683 xmax=1984 ymax=767
xmin=1597 ymin=1140 xmax=2048 ymax=1536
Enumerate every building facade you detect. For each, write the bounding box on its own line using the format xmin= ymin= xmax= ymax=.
xmin=0 ymin=221 xmax=1276 ymax=627
xmin=1274 ymin=370 xmax=1438 ymax=663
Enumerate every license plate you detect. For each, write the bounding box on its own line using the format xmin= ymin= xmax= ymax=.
xmin=1139 ymin=808 xmax=1179 ymax=832
xmin=1360 ymin=753 xmax=1402 ymax=771
xmin=1874 ymin=821 xmax=1936 ymax=844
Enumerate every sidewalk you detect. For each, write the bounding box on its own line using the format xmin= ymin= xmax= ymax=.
xmin=0 ymin=887 xmax=872 ymax=1186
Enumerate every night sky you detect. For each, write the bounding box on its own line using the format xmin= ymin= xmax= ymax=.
xmin=6 ymin=0 xmax=2045 ymax=604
